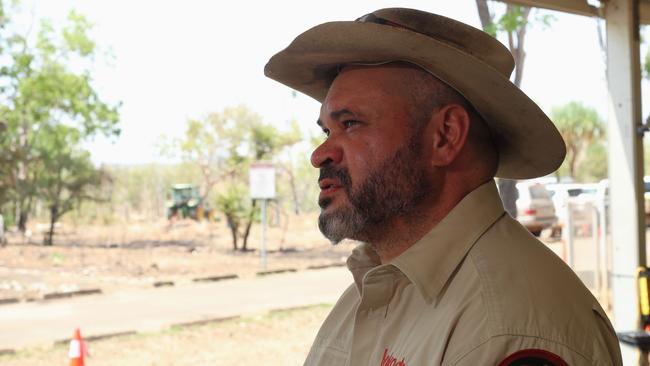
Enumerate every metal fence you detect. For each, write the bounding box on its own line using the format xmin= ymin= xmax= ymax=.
xmin=556 ymin=195 xmax=611 ymax=310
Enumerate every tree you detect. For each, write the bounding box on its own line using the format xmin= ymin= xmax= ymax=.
xmin=0 ymin=6 xmax=119 ymax=232
xmin=475 ymin=1 xmax=532 ymax=86
xmin=215 ymin=184 xmax=254 ymax=251
xmin=550 ymin=102 xmax=605 ymax=179
xmin=475 ymin=1 xmax=553 ymax=217
xmin=171 ymin=106 xmax=299 ymax=251
xmin=35 ymin=124 xmax=109 ymax=245
xmin=579 ymin=141 xmax=607 ymax=181
xmin=217 ymin=107 xmax=293 ymax=251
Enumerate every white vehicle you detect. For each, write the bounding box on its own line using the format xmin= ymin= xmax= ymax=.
xmin=545 ymin=182 xmax=607 ymax=236
xmin=515 ymin=181 xmax=558 ymax=237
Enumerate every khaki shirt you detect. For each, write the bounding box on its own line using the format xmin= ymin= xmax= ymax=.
xmin=304 ymin=181 xmax=622 ymax=366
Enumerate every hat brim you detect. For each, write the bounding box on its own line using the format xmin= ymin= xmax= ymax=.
xmin=264 ymin=21 xmax=566 ymax=179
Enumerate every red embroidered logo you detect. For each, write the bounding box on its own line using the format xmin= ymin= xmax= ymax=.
xmin=381 ymin=348 xmax=407 ymax=366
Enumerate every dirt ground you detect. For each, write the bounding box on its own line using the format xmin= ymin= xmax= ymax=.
xmin=0 ymin=303 xmax=332 ymax=366
xmin=0 ymin=213 xmax=352 ymax=301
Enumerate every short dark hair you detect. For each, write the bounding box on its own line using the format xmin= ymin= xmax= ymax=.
xmin=401 ymin=63 xmax=498 ymax=176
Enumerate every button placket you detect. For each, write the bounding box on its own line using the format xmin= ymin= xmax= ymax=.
xmin=349 ymin=268 xmax=397 ymax=365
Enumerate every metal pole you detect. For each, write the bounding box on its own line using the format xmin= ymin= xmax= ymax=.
xmin=563 ymin=200 xmax=574 ymax=268
xmin=598 ymin=185 xmax=610 ymax=310
xmin=592 ymin=204 xmax=601 ymax=296
xmin=260 ymin=199 xmax=267 ymax=269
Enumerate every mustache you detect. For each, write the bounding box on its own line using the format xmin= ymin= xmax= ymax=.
xmin=318 ymin=166 xmax=352 ymax=189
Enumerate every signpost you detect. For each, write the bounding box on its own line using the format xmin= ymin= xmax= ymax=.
xmin=249 ymin=162 xmax=276 ymax=269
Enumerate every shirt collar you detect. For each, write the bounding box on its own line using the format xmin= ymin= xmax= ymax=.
xmin=347 ymin=241 xmax=382 ymax=293
xmin=346 ymin=180 xmax=505 ymax=303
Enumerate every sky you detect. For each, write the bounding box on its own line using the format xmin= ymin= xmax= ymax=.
xmin=23 ymin=0 xmax=617 ymax=165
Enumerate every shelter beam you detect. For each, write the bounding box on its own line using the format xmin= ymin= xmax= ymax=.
xmin=494 ymin=0 xmax=600 ymax=17
xmin=604 ymin=0 xmax=646 ymax=362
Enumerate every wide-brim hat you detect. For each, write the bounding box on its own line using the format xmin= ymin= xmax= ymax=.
xmin=264 ymin=8 xmax=566 ymax=179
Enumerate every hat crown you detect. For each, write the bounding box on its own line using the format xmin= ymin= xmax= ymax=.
xmin=263 ymin=7 xmax=567 ymax=179
xmin=366 ymin=8 xmax=515 ymax=78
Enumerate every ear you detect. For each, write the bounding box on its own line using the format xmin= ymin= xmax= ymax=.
xmin=429 ymin=104 xmax=471 ymax=167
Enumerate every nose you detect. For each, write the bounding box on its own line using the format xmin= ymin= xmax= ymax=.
xmin=311 ymin=138 xmax=343 ymax=168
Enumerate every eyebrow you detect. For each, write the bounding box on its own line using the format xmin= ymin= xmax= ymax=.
xmin=316 ymin=108 xmax=357 ymax=127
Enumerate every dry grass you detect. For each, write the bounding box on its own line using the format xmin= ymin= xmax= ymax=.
xmin=0 ymin=304 xmax=332 ymax=366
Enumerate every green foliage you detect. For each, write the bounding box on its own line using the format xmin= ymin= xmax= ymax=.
xmin=551 ymin=102 xmax=605 ymax=180
xmin=476 ymin=2 xmax=554 ymax=88
xmin=167 ymin=105 xmax=305 ymax=250
xmin=215 ymin=184 xmax=254 ymax=250
xmin=484 ymin=22 xmax=498 ymax=38
xmin=62 ymin=11 xmax=96 ymax=56
xmin=499 ymin=5 xmax=527 ymax=33
xmin=216 ymin=185 xmax=249 ymax=224
xmin=34 ymin=124 xmax=109 ymax=244
xmin=478 ymin=3 xmax=528 ymax=37
xmin=0 ymin=3 xmax=120 ymax=236
xmin=534 ymin=12 xmax=557 ymax=29
xmin=482 ymin=3 xmax=554 ymax=36
xmin=578 ymin=142 xmax=608 ymax=181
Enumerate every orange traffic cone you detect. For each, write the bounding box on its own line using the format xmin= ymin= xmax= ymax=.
xmin=68 ymin=328 xmax=88 ymax=366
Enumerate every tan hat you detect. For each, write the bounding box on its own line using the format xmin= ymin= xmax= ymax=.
xmin=264 ymin=8 xmax=566 ymax=179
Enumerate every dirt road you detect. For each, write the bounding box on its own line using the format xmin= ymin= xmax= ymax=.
xmin=0 ymin=266 xmax=351 ymax=350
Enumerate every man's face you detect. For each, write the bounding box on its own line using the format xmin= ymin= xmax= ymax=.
xmin=311 ymin=66 xmax=433 ymax=244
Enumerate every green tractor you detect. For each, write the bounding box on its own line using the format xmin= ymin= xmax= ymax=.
xmin=166 ymin=184 xmax=213 ymax=220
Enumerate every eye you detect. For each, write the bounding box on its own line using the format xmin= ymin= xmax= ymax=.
xmin=342 ymin=120 xmax=359 ymax=129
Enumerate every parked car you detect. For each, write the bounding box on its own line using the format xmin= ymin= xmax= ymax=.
xmin=514 ymin=181 xmax=558 ymax=237
xmin=545 ymin=182 xmax=603 ymax=236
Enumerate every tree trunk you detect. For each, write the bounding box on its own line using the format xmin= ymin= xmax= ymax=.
xmin=476 ymin=2 xmax=532 ymax=219
xmin=17 ymin=206 xmax=28 ymax=233
xmin=510 ymin=5 xmax=531 ymax=87
xmin=226 ymin=214 xmax=238 ymax=250
xmin=45 ymin=205 xmax=58 ymax=246
xmin=241 ymin=200 xmax=257 ymax=251
xmin=475 ymin=0 xmax=493 ymax=29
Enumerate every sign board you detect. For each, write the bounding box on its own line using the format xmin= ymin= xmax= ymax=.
xmin=249 ymin=162 xmax=276 ymax=199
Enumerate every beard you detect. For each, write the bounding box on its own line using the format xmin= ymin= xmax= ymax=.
xmin=317 ymin=136 xmax=432 ymax=245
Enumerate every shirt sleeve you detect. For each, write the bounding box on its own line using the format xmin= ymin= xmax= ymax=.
xmin=446 ymin=334 xmax=615 ymax=366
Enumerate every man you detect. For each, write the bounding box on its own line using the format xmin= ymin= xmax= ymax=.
xmin=265 ymin=8 xmax=622 ymax=366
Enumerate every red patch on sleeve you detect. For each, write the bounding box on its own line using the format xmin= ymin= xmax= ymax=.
xmin=498 ymin=349 xmax=569 ymax=366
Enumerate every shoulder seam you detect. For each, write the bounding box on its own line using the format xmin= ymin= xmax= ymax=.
xmin=467 ymin=214 xmax=506 ymax=335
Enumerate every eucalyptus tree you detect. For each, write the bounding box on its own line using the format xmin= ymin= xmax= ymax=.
xmin=0 ymin=5 xmax=119 ymax=231
xmin=35 ymin=124 xmax=108 ymax=245
xmin=172 ymin=106 xmax=300 ymax=251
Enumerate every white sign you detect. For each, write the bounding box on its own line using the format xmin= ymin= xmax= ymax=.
xmin=249 ymin=162 xmax=276 ymax=199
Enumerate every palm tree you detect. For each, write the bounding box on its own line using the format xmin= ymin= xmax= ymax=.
xmin=551 ymin=102 xmax=604 ymax=179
